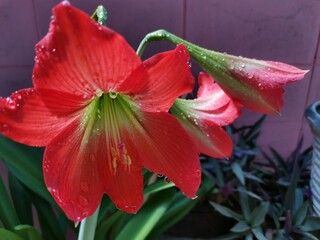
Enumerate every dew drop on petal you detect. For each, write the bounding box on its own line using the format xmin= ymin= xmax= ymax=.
xmin=0 ymin=124 xmax=9 ymax=133
xmin=78 ymin=195 xmax=88 ymax=207
xmin=80 ymin=182 xmax=89 ymax=192
xmin=62 ymin=0 xmax=70 ymax=6
xmin=5 ymin=97 xmax=17 ymax=110
xmin=157 ymin=174 xmax=164 ymax=178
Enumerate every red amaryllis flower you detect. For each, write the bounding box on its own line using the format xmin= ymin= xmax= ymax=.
xmin=0 ymin=2 xmax=201 ymax=222
xmin=171 ymin=72 xmax=241 ymax=158
xmin=189 ymin=49 xmax=307 ymax=114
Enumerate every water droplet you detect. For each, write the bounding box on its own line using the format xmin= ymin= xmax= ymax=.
xmin=80 ymin=182 xmax=89 ymax=192
xmin=52 ymin=48 xmax=56 ymax=53
xmin=0 ymin=124 xmax=9 ymax=132
xmin=62 ymin=0 xmax=70 ymax=6
xmin=109 ymin=92 xmax=118 ymax=99
xmin=157 ymin=174 xmax=164 ymax=178
xmin=164 ymin=177 xmax=171 ymax=184
xmin=78 ymin=196 xmax=88 ymax=206
xmin=196 ymin=170 xmax=201 ymax=176
xmin=5 ymin=97 xmax=17 ymax=110
xmin=241 ymin=64 xmax=246 ymax=68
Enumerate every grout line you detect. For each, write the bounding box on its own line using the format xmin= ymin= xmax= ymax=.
xmin=297 ymin=28 xmax=320 ymax=145
xmin=182 ymin=0 xmax=187 ymax=39
xmin=32 ymin=0 xmax=41 ymax=40
xmin=0 ymin=65 xmax=33 ymax=69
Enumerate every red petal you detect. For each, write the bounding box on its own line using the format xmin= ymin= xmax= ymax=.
xmin=33 ymin=2 xmax=142 ymax=96
xmin=0 ymin=89 xmax=86 ymax=146
xmin=135 ymin=45 xmax=194 ymax=112
xmin=231 ymin=60 xmax=307 ymax=90
xmin=44 ymin=118 xmax=144 ymax=222
xmin=133 ymin=112 xmax=201 ymax=198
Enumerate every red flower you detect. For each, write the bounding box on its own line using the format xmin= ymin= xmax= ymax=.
xmin=171 ymin=72 xmax=241 ymax=158
xmin=0 ymin=2 xmax=201 ymax=222
xmin=190 ymin=50 xmax=308 ymax=114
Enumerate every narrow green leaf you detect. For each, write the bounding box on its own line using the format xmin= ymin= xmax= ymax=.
xmin=29 ymin=192 xmax=66 ymax=240
xmin=0 ymin=228 xmax=24 ymax=240
xmin=252 ymin=227 xmax=267 ymax=240
xmin=115 ymin=189 xmax=175 ymax=240
xmin=239 ymin=190 xmax=251 ymax=220
xmin=0 ymin=136 xmax=52 ymax=204
xmin=0 ymin=175 xmax=19 ymax=230
xmin=245 ymin=233 xmax=253 ymax=240
xmin=292 ymin=201 xmax=309 ymax=226
xmin=212 ymin=158 xmax=224 ymax=187
xmin=143 ymin=180 xmax=175 ymax=195
xmin=147 ymin=174 xmax=214 ymax=239
xmin=210 ymin=202 xmax=242 ymax=221
xmin=231 ymin=162 xmax=245 ymax=185
xmin=249 ymin=202 xmax=269 ymax=227
xmin=243 ymin=115 xmax=266 ymax=142
xmin=14 ymin=225 xmax=42 ymax=240
xmin=95 ymin=211 xmax=125 ymax=240
xmin=300 ymin=216 xmax=320 ymax=232
xmin=284 ymin=159 xmax=300 ymax=211
xmin=8 ymin=173 xmax=33 ymax=225
xmin=236 ymin=188 xmax=263 ymax=201
xmin=230 ymin=221 xmax=250 ymax=233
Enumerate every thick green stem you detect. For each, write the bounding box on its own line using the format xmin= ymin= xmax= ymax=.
xmin=78 ymin=205 xmax=100 ymax=240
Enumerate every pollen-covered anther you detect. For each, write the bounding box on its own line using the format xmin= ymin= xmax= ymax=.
xmin=111 ymin=147 xmax=118 ymax=174
xmin=117 ymin=143 xmax=132 ymax=170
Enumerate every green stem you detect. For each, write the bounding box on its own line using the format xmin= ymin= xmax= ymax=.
xmin=136 ymin=29 xmax=213 ymax=58
xmin=78 ymin=205 xmax=100 ymax=240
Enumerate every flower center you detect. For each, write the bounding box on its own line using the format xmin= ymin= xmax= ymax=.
xmin=81 ymin=92 xmax=140 ymax=173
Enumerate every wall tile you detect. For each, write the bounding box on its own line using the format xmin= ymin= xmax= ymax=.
xmin=0 ymin=0 xmax=38 ymax=65
xmin=186 ymin=0 xmax=320 ymax=65
xmin=0 ymin=67 xmax=33 ymax=96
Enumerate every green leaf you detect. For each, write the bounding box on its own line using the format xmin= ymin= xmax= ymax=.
xmin=300 ymin=216 xmax=320 ymax=232
xmin=212 ymin=158 xmax=224 ymax=187
xmin=0 ymin=228 xmax=24 ymax=240
xmin=29 ymin=192 xmax=66 ymax=240
xmin=14 ymin=225 xmax=42 ymax=240
xmin=0 ymin=136 xmax=53 ymax=204
xmin=292 ymin=201 xmax=309 ymax=226
xmin=95 ymin=211 xmax=125 ymax=240
xmin=143 ymin=179 xmax=175 ymax=195
xmin=239 ymin=190 xmax=251 ymax=220
xmin=115 ymin=189 xmax=175 ymax=240
xmin=231 ymin=162 xmax=245 ymax=185
xmin=147 ymin=174 xmax=214 ymax=239
xmin=0 ymin=175 xmax=19 ymax=230
xmin=243 ymin=115 xmax=265 ymax=142
xmin=230 ymin=221 xmax=250 ymax=233
xmin=249 ymin=202 xmax=269 ymax=228
xmin=236 ymin=188 xmax=263 ymax=202
xmin=8 ymin=173 xmax=33 ymax=225
xmin=252 ymin=227 xmax=267 ymax=240
xmin=284 ymin=159 xmax=300 ymax=211
xmin=210 ymin=202 xmax=242 ymax=221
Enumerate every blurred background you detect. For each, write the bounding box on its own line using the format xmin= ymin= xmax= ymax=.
xmin=0 ymin=0 xmax=319 ymax=156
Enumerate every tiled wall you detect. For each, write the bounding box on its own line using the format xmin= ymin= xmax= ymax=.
xmin=1 ymin=0 xmax=320 ymax=156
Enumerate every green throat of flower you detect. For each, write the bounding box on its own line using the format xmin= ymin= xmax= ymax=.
xmin=80 ymin=92 xmax=140 ymax=172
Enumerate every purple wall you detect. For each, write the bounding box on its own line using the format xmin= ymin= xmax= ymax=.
xmin=0 ymin=0 xmax=320 ymax=156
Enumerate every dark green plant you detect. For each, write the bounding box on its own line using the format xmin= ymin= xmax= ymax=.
xmin=202 ymin=115 xmax=320 ymax=240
